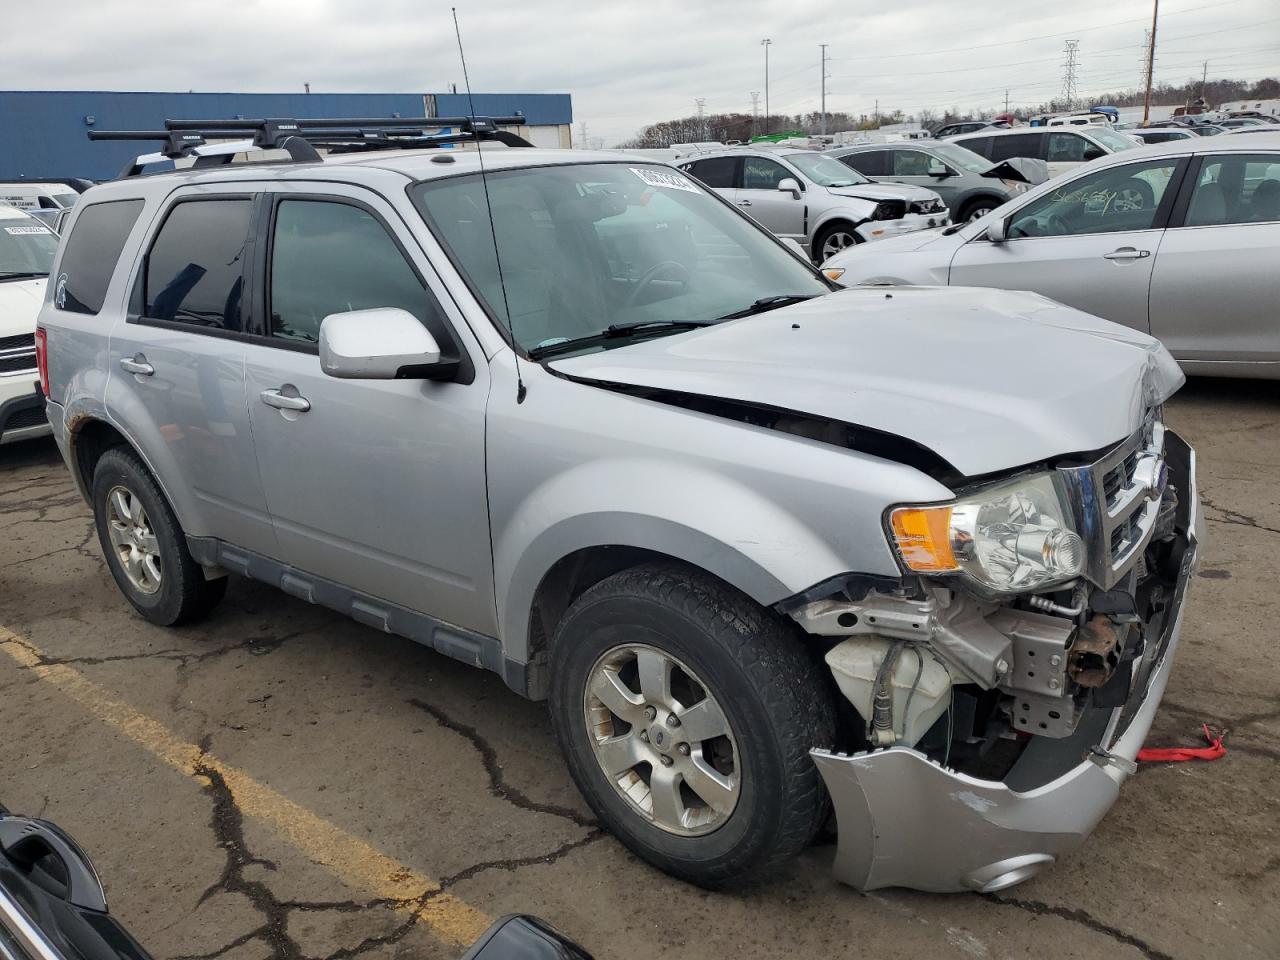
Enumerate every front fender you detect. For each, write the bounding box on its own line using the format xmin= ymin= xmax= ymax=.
xmin=812 ymin=202 xmax=875 ymax=237
xmin=496 ymin=457 xmax=849 ymax=663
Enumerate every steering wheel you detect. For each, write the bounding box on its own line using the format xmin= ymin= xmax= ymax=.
xmin=623 ymin=260 xmax=691 ymax=308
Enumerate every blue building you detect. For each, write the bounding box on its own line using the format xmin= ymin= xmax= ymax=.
xmin=0 ymin=90 xmax=574 ymax=181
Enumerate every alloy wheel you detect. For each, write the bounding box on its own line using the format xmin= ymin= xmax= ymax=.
xmin=583 ymin=643 xmax=740 ymax=836
xmin=105 ymin=485 xmax=162 ymax=595
xmin=820 ymin=231 xmax=857 ymax=260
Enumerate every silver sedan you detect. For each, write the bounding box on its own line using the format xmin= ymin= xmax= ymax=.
xmin=824 ymin=133 xmax=1280 ymax=377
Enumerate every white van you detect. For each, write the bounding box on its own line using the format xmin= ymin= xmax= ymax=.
xmin=0 ymin=182 xmax=82 ymax=214
xmin=949 ymin=125 xmax=1141 ymax=178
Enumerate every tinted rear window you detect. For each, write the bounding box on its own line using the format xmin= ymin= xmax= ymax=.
xmin=144 ymin=199 xmax=251 ymax=331
xmin=686 ymin=156 xmax=738 ymax=189
xmin=989 ymin=134 xmax=1043 ymax=162
xmin=55 ymin=199 xmax=144 ymax=315
xmin=960 ymin=136 xmax=993 ymax=159
xmin=841 ymin=151 xmax=888 ymax=176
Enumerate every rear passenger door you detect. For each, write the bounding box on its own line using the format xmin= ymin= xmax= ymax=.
xmin=241 ymin=184 xmax=496 ymax=635
xmin=1149 ymin=153 xmax=1280 ymax=364
xmin=105 ymin=191 xmax=278 ymax=558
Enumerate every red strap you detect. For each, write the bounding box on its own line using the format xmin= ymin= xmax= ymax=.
xmin=1137 ymin=723 xmax=1227 ymax=763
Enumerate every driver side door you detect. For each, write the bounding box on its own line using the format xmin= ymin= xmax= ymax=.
xmin=733 ymin=156 xmax=806 ymax=240
xmin=948 ymin=156 xmax=1187 ymax=333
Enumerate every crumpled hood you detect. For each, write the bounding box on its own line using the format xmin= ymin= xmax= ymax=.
xmin=0 ymin=278 xmax=47 ymax=338
xmin=550 ymin=286 xmax=1183 ymax=478
xmin=826 ymin=182 xmax=939 ymax=204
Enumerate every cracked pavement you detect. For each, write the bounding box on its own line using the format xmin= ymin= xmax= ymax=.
xmin=1 ymin=377 xmax=1277 ymax=960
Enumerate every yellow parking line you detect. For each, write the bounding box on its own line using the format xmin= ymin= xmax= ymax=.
xmin=0 ymin=627 xmax=492 ymax=948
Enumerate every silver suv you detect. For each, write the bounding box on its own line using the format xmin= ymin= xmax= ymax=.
xmin=37 ymin=117 xmax=1201 ymax=895
xmin=678 ymin=146 xmax=948 ymax=261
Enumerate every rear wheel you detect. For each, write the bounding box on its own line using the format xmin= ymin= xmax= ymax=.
xmin=548 ymin=562 xmax=836 ymax=887
xmin=92 ymin=448 xmax=226 ymax=626
xmin=814 ymin=222 xmax=861 ymax=263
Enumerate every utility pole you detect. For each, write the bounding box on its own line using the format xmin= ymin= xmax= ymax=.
xmin=1004 ymin=89 xmax=1009 ymax=115
xmin=761 ymin=39 xmax=772 ymax=135
xmin=873 ymin=99 xmax=879 ymax=127
xmin=695 ymin=97 xmax=707 ymax=141
xmin=578 ymin=121 xmax=588 ymax=148
xmin=750 ymin=91 xmax=760 ymax=137
xmin=819 ymin=44 xmax=829 ymax=135
xmin=1142 ymin=0 xmax=1159 ymax=125
xmin=1061 ymin=40 xmax=1080 ymax=111
xmin=1200 ymin=60 xmax=1208 ymax=102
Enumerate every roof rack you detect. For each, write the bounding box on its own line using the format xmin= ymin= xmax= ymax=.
xmin=89 ymin=115 xmax=532 ymax=179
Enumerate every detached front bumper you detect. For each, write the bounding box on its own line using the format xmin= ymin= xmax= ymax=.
xmin=812 ymin=434 xmax=1201 ymax=893
xmin=856 ymin=211 xmax=949 ymax=244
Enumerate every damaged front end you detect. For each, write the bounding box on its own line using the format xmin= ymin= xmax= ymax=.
xmin=793 ymin=423 xmax=1201 ymax=893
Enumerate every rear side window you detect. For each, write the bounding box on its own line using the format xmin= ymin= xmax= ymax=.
xmin=268 ymin=199 xmax=447 ymax=345
xmin=989 ymin=134 xmax=1042 ymax=162
xmin=960 ymin=136 xmax=993 ymax=159
xmin=55 ymin=199 xmax=144 ymax=315
xmin=842 ymin=151 xmax=888 ymax=176
xmin=144 ymin=199 xmax=252 ymax=331
xmin=685 ymin=157 xmax=738 ymax=189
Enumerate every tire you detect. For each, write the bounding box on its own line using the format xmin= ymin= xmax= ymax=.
xmin=813 ymin=222 xmax=861 ymax=263
xmin=548 ymin=561 xmax=836 ymax=887
xmin=92 ymin=447 xmax=227 ymax=626
xmin=959 ymin=197 xmax=1002 ymax=222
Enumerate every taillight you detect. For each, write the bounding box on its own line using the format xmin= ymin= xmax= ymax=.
xmin=34 ymin=326 xmax=50 ymax=398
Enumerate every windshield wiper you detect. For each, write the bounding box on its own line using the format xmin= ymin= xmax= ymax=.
xmin=0 ymin=271 xmax=48 ymax=282
xmin=715 ymin=294 xmax=819 ymax=321
xmin=528 ymin=319 xmax=719 ymax=360
xmin=941 ymin=223 xmax=965 ymax=236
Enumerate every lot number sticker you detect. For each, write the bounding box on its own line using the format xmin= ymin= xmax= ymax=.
xmin=4 ymin=225 xmax=50 ymax=235
xmin=631 ymin=168 xmax=700 ymax=193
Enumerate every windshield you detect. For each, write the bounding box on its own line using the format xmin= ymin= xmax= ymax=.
xmin=924 ymin=141 xmax=990 ymax=173
xmin=783 ymin=151 xmax=870 ymax=186
xmin=411 ymin=162 xmax=830 ymax=355
xmin=1089 ymin=128 xmax=1142 ymax=152
xmin=0 ymin=216 xmax=57 ymax=278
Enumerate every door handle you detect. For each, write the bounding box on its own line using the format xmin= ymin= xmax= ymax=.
xmin=260 ymin=388 xmax=311 ymax=412
xmin=119 ymin=355 xmax=154 ymax=376
xmin=737 ymin=200 xmax=753 ymax=207
xmin=1103 ymin=247 xmax=1150 ymax=261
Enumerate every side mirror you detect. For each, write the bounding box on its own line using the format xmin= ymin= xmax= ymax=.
xmin=986 ymin=215 xmax=1008 ymax=243
xmin=319 ymin=307 xmax=449 ymax=380
xmin=927 ymin=160 xmax=950 ymax=177
xmin=777 ymin=177 xmax=803 ymax=199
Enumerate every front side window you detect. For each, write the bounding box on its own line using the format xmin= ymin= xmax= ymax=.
xmin=0 ymin=215 xmax=58 ymax=280
xmin=1046 ymin=132 xmax=1090 ymax=163
xmin=741 ymin=157 xmax=792 ymax=190
xmin=144 ymin=199 xmax=251 ymax=331
xmin=268 ymin=200 xmax=447 ymax=345
xmin=684 ymin=157 xmax=737 ymax=189
xmin=1006 ymin=158 xmax=1180 ymax=238
xmin=1184 ymin=154 xmax=1280 ymax=226
xmin=412 ymin=162 xmax=829 ymax=356
xmin=55 ymin=199 xmax=144 ymax=315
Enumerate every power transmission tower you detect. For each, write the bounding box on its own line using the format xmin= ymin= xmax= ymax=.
xmin=750 ymin=91 xmax=760 ymax=137
xmin=695 ymin=97 xmax=707 ymax=140
xmin=1061 ymin=40 xmax=1080 ymax=110
xmin=1142 ymin=0 xmax=1159 ymax=124
xmin=819 ymin=44 xmax=830 ymax=135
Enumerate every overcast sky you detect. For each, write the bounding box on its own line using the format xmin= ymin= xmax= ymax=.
xmin=3 ymin=0 xmax=1277 ymax=144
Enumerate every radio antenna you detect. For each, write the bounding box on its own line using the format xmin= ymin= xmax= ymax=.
xmin=452 ymin=7 xmax=525 ymax=403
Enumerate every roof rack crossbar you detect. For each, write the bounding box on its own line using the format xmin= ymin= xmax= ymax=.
xmin=91 ymin=114 xmax=532 ymax=178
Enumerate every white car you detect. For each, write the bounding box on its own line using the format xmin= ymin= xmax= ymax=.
xmin=949 ymin=125 xmax=1141 ymax=178
xmin=0 ymin=204 xmax=57 ymax=443
xmin=823 ymin=136 xmax=1280 ymax=377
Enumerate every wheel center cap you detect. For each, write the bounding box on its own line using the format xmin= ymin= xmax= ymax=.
xmin=649 ymin=725 xmax=669 ymax=751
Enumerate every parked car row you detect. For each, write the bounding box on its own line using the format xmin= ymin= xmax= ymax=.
xmin=0 ymin=204 xmax=56 ymax=445
xmin=825 ymin=132 xmax=1280 ymax=376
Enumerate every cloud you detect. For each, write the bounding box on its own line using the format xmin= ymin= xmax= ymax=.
xmin=1 ymin=0 xmax=1276 ymax=144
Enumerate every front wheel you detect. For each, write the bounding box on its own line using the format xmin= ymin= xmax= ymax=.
xmin=960 ymin=197 xmax=1002 ymax=222
xmin=814 ymin=222 xmax=862 ymax=263
xmin=548 ymin=562 xmax=836 ymax=887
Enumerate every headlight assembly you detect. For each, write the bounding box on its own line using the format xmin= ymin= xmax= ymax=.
xmin=889 ymin=473 xmax=1085 ymax=593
